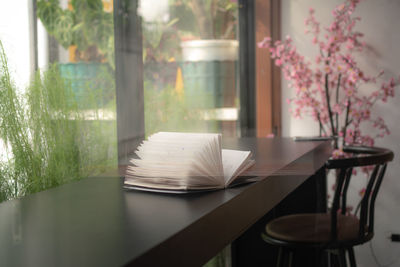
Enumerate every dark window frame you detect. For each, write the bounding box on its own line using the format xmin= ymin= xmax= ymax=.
xmin=239 ymin=0 xmax=256 ymax=137
xmin=254 ymin=0 xmax=282 ymax=137
xmin=114 ymin=0 xmax=145 ymax=165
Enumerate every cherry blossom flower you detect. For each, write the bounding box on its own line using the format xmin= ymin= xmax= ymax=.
xmin=258 ymin=0 xmax=398 ymax=150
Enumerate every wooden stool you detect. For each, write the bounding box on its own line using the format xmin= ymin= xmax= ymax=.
xmin=262 ymin=146 xmax=394 ymax=267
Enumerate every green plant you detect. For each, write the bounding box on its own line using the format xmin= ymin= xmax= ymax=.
xmin=0 ymin=41 xmax=42 ymax=201
xmin=170 ymin=0 xmax=238 ymax=39
xmin=141 ymin=18 xmax=180 ymax=91
xmin=37 ymin=0 xmax=114 ymax=66
xmin=144 ymin=82 xmax=213 ymax=136
xmin=0 ymin=42 xmax=117 ymax=203
xmin=143 ymin=18 xmax=180 ymax=63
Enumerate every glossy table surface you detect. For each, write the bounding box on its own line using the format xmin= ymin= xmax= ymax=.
xmin=0 ymin=138 xmax=332 ymax=267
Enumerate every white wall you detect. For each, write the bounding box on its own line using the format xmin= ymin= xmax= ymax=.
xmin=0 ymin=2 xmax=49 ymax=161
xmin=281 ymin=1 xmax=400 ymax=266
xmin=0 ymin=1 xmax=31 ymax=161
xmin=0 ymin=1 xmax=31 ymax=90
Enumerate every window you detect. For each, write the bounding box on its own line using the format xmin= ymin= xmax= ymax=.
xmin=115 ymin=0 xmax=263 ymax=164
xmin=0 ymin=0 xmax=280 ymax=200
xmin=140 ymin=0 xmax=240 ymax=136
xmin=0 ymin=0 xmax=117 ymax=201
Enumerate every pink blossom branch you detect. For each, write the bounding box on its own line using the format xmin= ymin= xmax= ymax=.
xmin=258 ymin=0 xmax=398 ymax=152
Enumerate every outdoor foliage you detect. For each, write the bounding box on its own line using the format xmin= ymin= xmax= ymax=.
xmin=259 ymin=0 xmax=398 ymax=150
xmin=144 ymin=82 xmax=212 ymax=136
xmin=170 ymin=0 xmax=238 ymax=39
xmin=142 ymin=19 xmax=180 ymax=89
xmin=0 ymin=42 xmax=116 ymax=203
xmin=37 ymin=0 xmax=114 ymax=66
xmin=142 ymin=18 xmax=180 ymax=64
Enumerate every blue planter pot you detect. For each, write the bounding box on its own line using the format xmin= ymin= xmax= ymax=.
xmin=58 ymin=62 xmax=113 ymax=109
xmin=180 ymin=40 xmax=238 ymax=110
xmin=180 ymin=60 xmax=237 ymax=109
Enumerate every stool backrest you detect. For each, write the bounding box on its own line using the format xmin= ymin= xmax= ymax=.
xmin=325 ymin=146 xmax=394 ymax=243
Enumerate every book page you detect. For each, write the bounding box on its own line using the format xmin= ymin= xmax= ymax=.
xmin=222 ymin=149 xmax=254 ymax=186
xmin=125 ymin=132 xmax=225 ymax=190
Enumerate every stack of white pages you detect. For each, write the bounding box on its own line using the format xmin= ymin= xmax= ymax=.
xmin=124 ymin=132 xmax=255 ymax=192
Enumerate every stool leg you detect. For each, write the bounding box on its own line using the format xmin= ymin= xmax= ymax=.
xmin=282 ymin=248 xmax=289 ymax=267
xmin=287 ymin=250 xmax=293 ymax=267
xmin=317 ymin=249 xmax=328 ymax=267
xmin=276 ymin=247 xmax=283 ymax=267
xmin=338 ymin=249 xmax=347 ymax=267
xmin=347 ymin=247 xmax=356 ymax=267
xmin=334 ymin=250 xmax=342 ymax=267
xmin=329 ymin=250 xmax=337 ymax=267
xmin=279 ymin=248 xmax=292 ymax=267
xmin=327 ymin=250 xmax=331 ymax=267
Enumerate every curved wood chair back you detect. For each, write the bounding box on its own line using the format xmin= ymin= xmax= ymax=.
xmin=325 ymin=146 xmax=394 ymax=245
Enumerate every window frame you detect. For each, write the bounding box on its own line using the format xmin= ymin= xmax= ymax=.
xmin=28 ymin=0 xmax=281 ymax=164
xmin=255 ymin=0 xmax=281 ymax=137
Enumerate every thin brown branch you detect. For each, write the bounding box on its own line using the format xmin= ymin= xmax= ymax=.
xmin=342 ymin=100 xmax=351 ymax=147
xmin=325 ymin=73 xmax=336 ymax=137
xmin=335 ymin=74 xmax=342 ymax=135
xmin=317 ymin=113 xmax=327 ymax=136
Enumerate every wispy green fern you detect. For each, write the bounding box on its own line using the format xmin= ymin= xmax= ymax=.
xmin=0 ymin=41 xmax=117 ymax=203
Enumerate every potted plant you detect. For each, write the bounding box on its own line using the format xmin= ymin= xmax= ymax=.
xmin=259 ymin=0 xmax=398 ymax=151
xmin=142 ymin=18 xmax=181 ymax=91
xmin=36 ymin=0 xmax=114 ymax=108
xmin=169 ymin=0 xmax=239 ymax=109
xmin=173 ymin=0 xmax=237 ymax=40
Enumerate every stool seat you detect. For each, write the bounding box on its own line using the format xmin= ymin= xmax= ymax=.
xmin=266 ymin=213 xmax=360 ymax=243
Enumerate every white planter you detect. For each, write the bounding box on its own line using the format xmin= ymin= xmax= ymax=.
xmin=180 ymin=40 xmax=239 ymax=62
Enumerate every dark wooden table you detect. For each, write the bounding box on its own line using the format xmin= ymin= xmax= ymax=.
xmin=0 ymin=138 xmax=332 ymax=267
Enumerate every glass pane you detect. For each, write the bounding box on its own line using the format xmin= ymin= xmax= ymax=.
xmin=139 ymin=0 xmax=239 ymax=137
xmin=138 ymin=1 xmax=239 ymax=266
xmin=0 ymin=0 xmax=117 ymax=202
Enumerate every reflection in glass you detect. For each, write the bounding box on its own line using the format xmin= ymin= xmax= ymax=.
xmin=140 ymin=0 xmax=239 ymax=137
xmin=138 ymin=1 xmax=239 ymax=266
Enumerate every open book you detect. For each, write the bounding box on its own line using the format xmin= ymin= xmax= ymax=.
xmin=124 ymin=132 xmax=255 ymax=192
